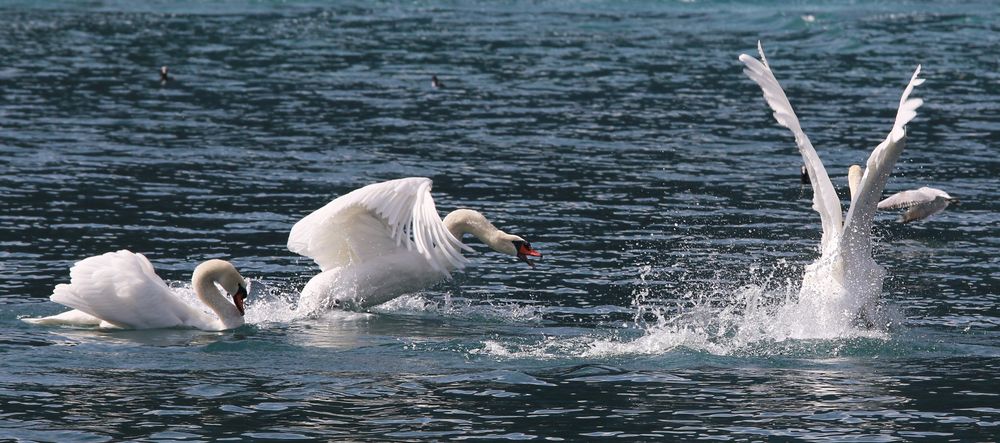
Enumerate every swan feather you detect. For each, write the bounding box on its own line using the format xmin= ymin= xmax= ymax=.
xmin=287 ymin=177 xmax=470 ymax=277
xmin=841 ymin=65 xmax=923 ymax=253
xmin=739 ymin=41 xmax=843 ymax=251
xmin=49 ymin=250 xmax=209 ymax=329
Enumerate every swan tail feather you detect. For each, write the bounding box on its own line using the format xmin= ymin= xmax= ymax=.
xmin=22 ymin=308 xmax=104 ymax=326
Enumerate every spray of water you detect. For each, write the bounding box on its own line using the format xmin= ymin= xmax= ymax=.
xmin=472 ymin=256 xmax=898 ymax=360
xmin=165 ymin=252 xmax=897 ymax=359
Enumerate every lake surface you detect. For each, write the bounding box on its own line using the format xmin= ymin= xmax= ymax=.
xmin=2 ymin=0 xmax=998 ymax=441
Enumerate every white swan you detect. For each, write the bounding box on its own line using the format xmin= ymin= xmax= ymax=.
xmin=740 ymin=42 xmax=924 ymax=326
xmin=287 ymin=177 xmax=542 ymax=311
xmin=878 ymin=187 xmax=957 ymax=223
xmin=24 ymin=250 xmax=248 ymax=331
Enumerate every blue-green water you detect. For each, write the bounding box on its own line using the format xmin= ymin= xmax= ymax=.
xmin=2 ymin=1 xmax=999 ymax=440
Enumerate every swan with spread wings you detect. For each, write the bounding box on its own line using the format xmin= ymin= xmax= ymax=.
xmin=288 ymin=177 xmax=542 ymax=311
xmin=740 ymin=42 xmax=924 ymax=325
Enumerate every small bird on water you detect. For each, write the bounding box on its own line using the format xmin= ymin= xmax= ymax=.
xmin=431 ymin=75 xmax=444 ymax=89
xmin=800 ymin=164 xmax=810 ymax=185
xmin=160 ymin=66 xmax=171 ymax=84
xmin=877 ymin=187 xmax=958 ymax=223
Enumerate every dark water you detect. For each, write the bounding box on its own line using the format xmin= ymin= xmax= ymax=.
xmin=2 ymin=1 xmax=999 ymax=441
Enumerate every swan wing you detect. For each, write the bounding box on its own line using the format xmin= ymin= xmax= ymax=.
xmin=287 ymin=177 xmax=470 ymax=276
xmin=49 ymin=250 xmax=204 ymax=329
xmin=842 ymin=66 xmax=924 ymax=247
xmin=740 ymin=42 xmax=843 ymax=250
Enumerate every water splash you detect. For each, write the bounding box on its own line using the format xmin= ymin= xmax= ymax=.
xmin=474 ymin=260 xmax=897 ymax=360
xmin=165 ymin=279 xmax=339 ymax=325
xmin=171 ymin=256 xmax=895 ymax=360
xmin=375 ymin=293 xmax=545 ymax=324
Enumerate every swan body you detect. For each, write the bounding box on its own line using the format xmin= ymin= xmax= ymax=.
xmin=289 ymin=177 xmax=541 ymax=311
xmin=740 ymin=42 xmax=924 ymax=325
xmin=878 ymin=187 xmax=956 ymax=223
xmin=25 ymin=250 xmax=248 ymax=331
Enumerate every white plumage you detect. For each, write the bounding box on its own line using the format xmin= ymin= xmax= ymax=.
xmin=289 ymin=177 xmax=540 ymax=311
xmin=288 ymin=177 xmax=471 ymax=276
xmin=25 ymin=250 xmax=248 ymax=331
xmin=878 ymin=187 xmax=956 ymax=223
xmin=840 ymin=64 xmax=924 ymax=259
xmin=740 ymin=41 xmax=924 ymax=323
xmin=739 ymin=42 xmax=843 ymax=254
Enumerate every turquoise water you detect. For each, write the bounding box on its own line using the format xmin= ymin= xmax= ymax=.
xmin=2 ymin=0 xmax=998 ymax=440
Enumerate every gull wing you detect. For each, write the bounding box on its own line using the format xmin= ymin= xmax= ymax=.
xmin=842 ymin=66 xmax=924 ymax=250
xmin=878 ymin=186 xmax=947 ymax=210
xmin=740 ymin=42 xmax=844 ymax=252
xmin=287 ymin=177 xmax=471 ymax=277
xmin=900 ymin=200 xmax=949 ymax=223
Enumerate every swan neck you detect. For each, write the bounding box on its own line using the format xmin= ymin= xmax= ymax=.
xmin=192 ymin=261 xmax=243 ymax=329
xmin=848 ymin=165 xmax=863 ymax=203
xmin=443 ymin=209 xmax=504 ymax=250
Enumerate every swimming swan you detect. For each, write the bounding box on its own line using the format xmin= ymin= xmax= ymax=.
xmin=878 ymin=187 xmax=957 ymax=223
xmin=740 ymin=42 xmax=924 ymax=323
xmin=288 ymin=177 xmax=542 ymax=311
xmin=25 ymin=250 xmax=248 ymax=331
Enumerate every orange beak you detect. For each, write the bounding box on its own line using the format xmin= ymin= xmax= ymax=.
xmin=516 ymin=243 xmax=542 ymax=267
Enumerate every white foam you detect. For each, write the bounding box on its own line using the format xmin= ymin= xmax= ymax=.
xmin=375 ymin=293 xmax=545 ymax=324
xmin=164 ymin=279 xmax=363 ymax=326
xmin=474 ymin=261 xmax=895 ymax=360
xmin=173 ymin=256 xmax=895 ymax=359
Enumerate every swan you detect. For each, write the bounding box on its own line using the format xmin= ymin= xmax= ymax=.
xmin=287 ymin=177 xmax=542 ymax=311
xmin=24 ymin=250 xmax=248 ymax=331
xmin=740 ymin=42 xmax=924 ymax=326
xmin=878 ymin=187 xmax=957 ymax=223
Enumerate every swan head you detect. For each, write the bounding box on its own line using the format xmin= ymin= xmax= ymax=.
xmin=494 ymin=233 xmax=543 ymax=267
xmin=443 ymin=209 xmax=543 ymax=267
xmin=194 ymin=259 xmax=249 ymax=316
